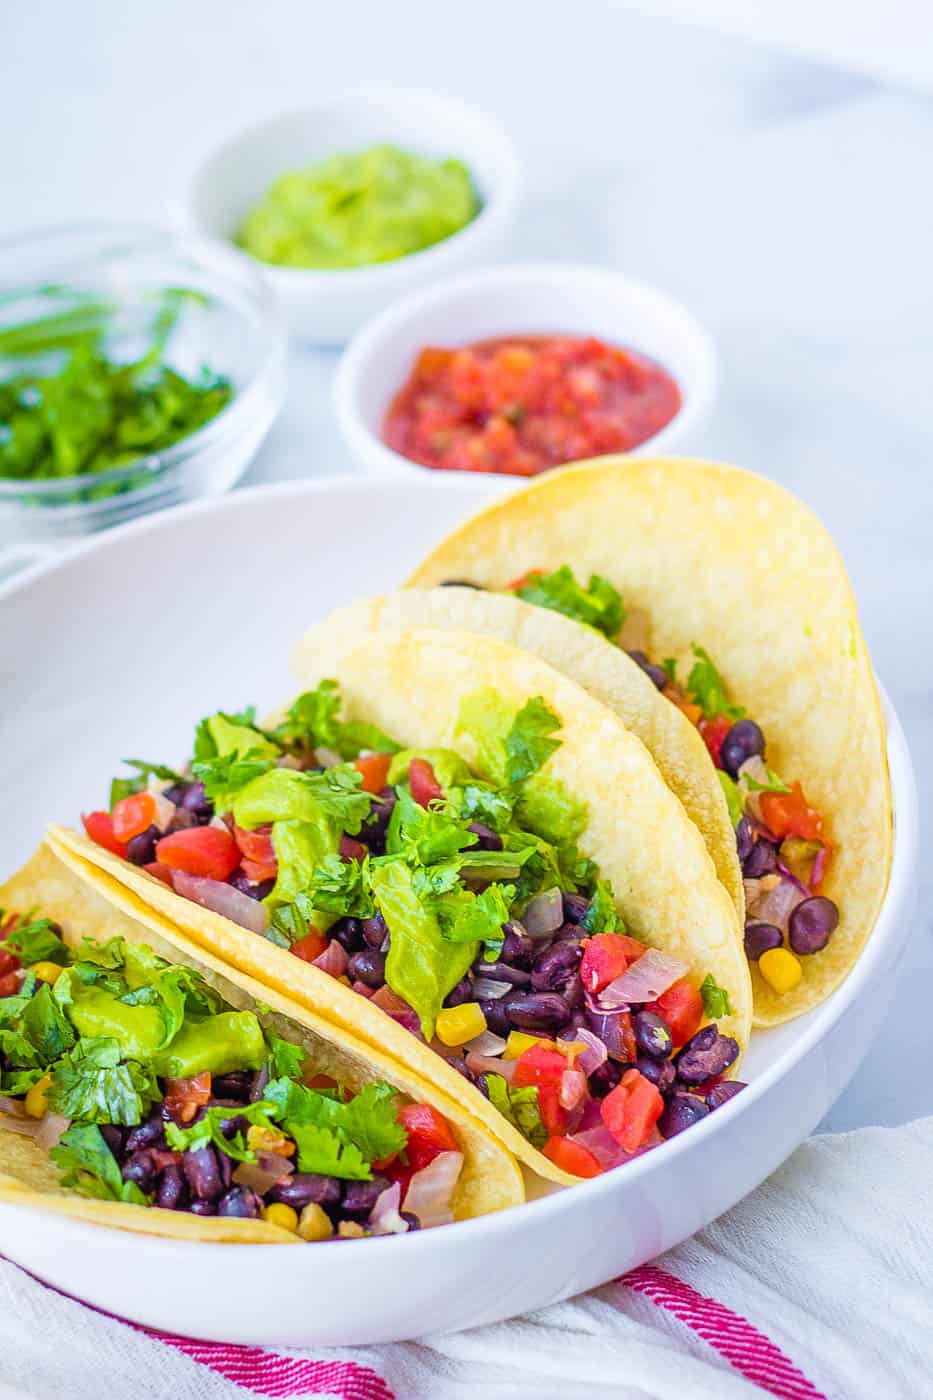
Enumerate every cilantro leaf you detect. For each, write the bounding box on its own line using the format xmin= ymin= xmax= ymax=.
xmin=22 ymin=982 xmax=76 ymax=1061
xmin=49 ymin=1038 xmax=156 ymax=1126
xmin=191 ymin=748 xmax=277 ymax=812
xmin=486 ymin=1074 xmax=548 ymax=1149
xmin=289 ymin=1122 xmax=372 ymax=1180
xmin=686 ymin=646 xmax=744 ymax=721
xmin=265 ymin=1077 xmax=406 ymax=1169
xmin=303 ymin=852 xmax=374 ymax=919
xmin=515 ymin=565 xmax=625 ymax=641
xmin=661 ymin=658 xmax=678 ymax=682
xmin=274 ymin=681 xmax=400 ymax=760
xmin=50 ymin=1123 xmax=149 ymax=1204
xmin=110 ymin=759 xmax=185 ymax=809
xmin=4 ymin=916 xmax=69 ymax=967
xmin=385 ymin=786 xmax=477 ymax=865
xmin=503 ymin=698 xmax=562 ymax=785
xmin=164 ymin=1101 xmax=279 ymax=1163
xmin=233 ymin=766 xmax=372 ymax=837
xmin=718 ymin=771 xmax=744 ymax=827
xmin=441 ymin=883 xmax=513 ymax=954
xmin=580 ymin=879 xmax=621 ymax=934
xmin=448 ymin=781 xmax=516 ymax=831
xmin=265 ymin=1030 xmax=306 ymax=1081
xmin=0 ymin=1026 xmax=43 ymax=1071
xmin=741 ymin=766 xmax=790 ymax=794
xmin=700 ymin=974 xmax=733 ymax=1019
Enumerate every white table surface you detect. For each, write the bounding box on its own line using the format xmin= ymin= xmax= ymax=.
xmin=3 ymin=1 xmax=930 ymax=1133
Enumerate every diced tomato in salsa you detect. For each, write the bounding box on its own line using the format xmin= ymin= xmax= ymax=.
xmin=409 ymin=758 xmax=443 ymax=808
xmin=291 ymin=930 xmax=328 ymax=964
xmin=644 ymin=978 xmax=703 ymax=1048
xmin=393 ymin=1103 xmax=458 ymax=1182
xmin=760 ymin=781 xmax=825 ymax=843
xmin=382 ymin=335 xmax=681 ymax=477
xmin=111 ymin=791 xmax=159 ymax=842
xmin=699 ymin=715 xmax=732 ymax=768
xmin=601 ymin=1069 xmax=664 ymax=1152
xmin=163 ymin=1072 xmax=212 ymax=1124
xmin=543 ymin=1135 xmax=603 ymax=1178
xmin=354 ymin=753 xmax=393 ymax=794
xmin=580 ymin=932 xmax=646 ymax=993
xmin=512 ymin=1043 xmax=568 ymax=1090
xmin=155 ymin=827 xmax=240 ymax=881
xmin=82 ymin=810 xmax=128 ymax=859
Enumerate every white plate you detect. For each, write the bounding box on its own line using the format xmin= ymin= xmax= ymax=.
xmin=0 ymin=477 xmax=916 ymax=1346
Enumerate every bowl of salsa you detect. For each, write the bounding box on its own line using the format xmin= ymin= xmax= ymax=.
xmin=177 ymin=90 xmax=520 ymax=344
xmin=335 ymin=263 xmax=717 ymax=478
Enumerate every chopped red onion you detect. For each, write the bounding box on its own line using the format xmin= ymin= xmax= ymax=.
xmin=466 ymin=1029 xmax=507 ymax=1057
xmin=352 ymin=979 xmax=375 ymax=998
xmin=601 ymin=948 xmax=687 ymax=1008
xmin=312 ymin=940 xmax=349 ymax=978
xmin=36 ymin=1113 xmax=71 ymax=1151
xmin=465 ymin=1051 xmax=515 ymax=1081
xmin=746 ymin=874 xmax=805 ymax=932
xmin=149 ymin=790 xmax=177 ymax=833
xmin=370 ymin=984 xmax=413 ymax=1017
xmin=0 ymin=1095 xmax=28 ymax=1119
xmin=559 ymin=1068 xmax=588 ymax=1110
xmin=314 ymin=746 xmax=343 ymax=769
xmin=522 ymin=888 xmax=564 ymax=938
xmin=570 ymin=1124 xmax=636 ymax=1171
xmin=232 ymin=1151 xmax=293 ymax=1194
xmin=208 ymin=814 xmax=231 ymax=831
xmin=171 ymin=871 xmax=269 ymax=934
xmin=584 ymin=988 xmax=629 ymax=1016
xmin=586 ymin=1010 xmax=630 ymax=1061
xmin=370 ymin=1181 xmax=409 ymax=1235
xmin=574 ymin=1027 xmax=608 ymax=1076
xmin=402 ymin=1150 xmax=463 ymax=1229
xmin=473 ymin=976 xmax=513 ymax=1001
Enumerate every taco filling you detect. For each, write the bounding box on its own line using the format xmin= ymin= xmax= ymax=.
xmin=78 ymin=684 xmax=745 ymax=1178
xmin=0 ymin=910 xmax=464 ymax=1238
xmin=444 ymin=566 xmax=839 ymax=998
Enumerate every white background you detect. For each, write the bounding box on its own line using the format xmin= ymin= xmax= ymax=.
xmin=3 ymin=1 xmax=932 ymax=1131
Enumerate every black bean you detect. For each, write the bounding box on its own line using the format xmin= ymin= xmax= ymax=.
xmin=707 ymin=1080 xmax=747 ymax=1110
xmin=156 ymin=1165 xmax=187 ymax=1210
xmin=443 ymin=974 xmax=475 ymax=1008
xmin=330 ymin=918 xmax=364 ymax=954
xmin=744 ymin=921 xmax=783 ymax=961
xmin=181 ymin=781 xmax=213 ymax=822
xmin=788 ymin=897 xmax=839 ymax=955
xmin=100 ymin=1123 xmax=126 ymax=1158
xmin=736 ymin=816 xmax=754 ymax=862
xmin=531 ymin=940 xmax=582 ymax=992
xmin=479 ymin=994 xmax=519 ymax=1038
xmin=626 ymin=649 xmax=668 ymax=690
xmin=361 ymin=913 xmax=388 ymax=948
xmin=216 ymin=1185 xmax=262 ymax=1219
xmin=268 ymin=1173 xmax=342 ymax=1209
xmin=676 ymin=1026 xmax=740 ymax=1084
xmin=561 ymin=971 xmax=585 ymax=1011
xmin=121 ymin=1150 xmax=157 ymax=1194
xmin=347 ymin=948 xmax=386 ymax=988
xmin=228 ymin=869 xmax=275 ymax=901
xmin=473 ymin=958 xmax=530 ymax=987
xmin=634 ymin=1010 xmax=673 ymax=1059
xmin=505 ymin=991 xmax=570 ymax=1032
xmin=162 ymin=783 xmax=187 ymax=805
xmin=473 ymin=1073 xmax=492 ymax=1098
xmin=400 ymin=1211 xmax=420 ymax=1231
xmin=500 ymin=926 xmax=534 ymax=968
xmin=361 ymin=793 xmax=396 ymax=853
xmin=562 ymin=893 xmax=590 ymax=925
xmin=742 ymin=838 xmax=779 ymax=879
xmin=125 ymin=1111 xmax=166 ymax=1153
xmin=553 ymin=921 xmax=585 ymax=944
xmin=249 ymin=1065 xmax=270 ymax=1103
xmin=555 ymin=1009 xmax=586 ymax=1040
xmin=467 ymin=821 xmax=503 ymax=851
xmin=125 ymin=825 xmax=159 ymax=866
xmin=636 ymin=1056 xmax=676 ymax=1095
xmin=720 ymin=720 xmax=766 ymax=779
xmin=212 ymin=1071 xmax=252 ymax=1102
xmin=587 ymin=1061 xmax=622 ymax=1097
xmin=341 ymin=1175 xmax=390 ymax=1218
xmin=658 ymin=1092 xmax=709 ymax=1138
xmin=183 ymin=1145 xmax=224 ymax=1202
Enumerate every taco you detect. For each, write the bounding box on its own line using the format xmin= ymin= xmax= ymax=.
xmin=0 ymin=844 xmax=522 ymax=1240
xmin=54 ymin=627 xmax=750 ymax=1183
xmin=406 ymin=455 xmax=892 ymax=1025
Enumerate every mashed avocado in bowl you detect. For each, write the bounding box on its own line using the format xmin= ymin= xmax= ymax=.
xmin=235 ymin=144 xmax=480 ymax=271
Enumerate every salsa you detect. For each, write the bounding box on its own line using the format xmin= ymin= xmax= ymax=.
xmin=382 ymin=335 xmax=681 ymax=475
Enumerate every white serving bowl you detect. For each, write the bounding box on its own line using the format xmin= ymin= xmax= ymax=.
xmin=0 ymin=476 xmax=913 ymax=1346
xmin=175 ymin=90 xmax=520 ymax=344
xmin=335 ymin=262 xmax=718 ymax=477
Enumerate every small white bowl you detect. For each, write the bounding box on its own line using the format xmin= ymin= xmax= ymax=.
xmin=334 ymin=262 xmax=718 ymax=478
xmin=175 ymin=90 xmax=520 ymax=344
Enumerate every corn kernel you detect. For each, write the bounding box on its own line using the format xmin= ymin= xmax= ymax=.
xmin=25 ymin=1074 xmax=51 ymax=1119
xmin=32 ymin=961 xmax=63 ymax=985
xmin=435 ymin=1002 xmax=487 ymax=1047
xmin=337 ymin=1220 xmax=366 ymax=1239
xmin=264 ymin=1203 xmax=298 ymax=1233
xmin=758 ymin=947 xmax=803 ymax=994
xmin=297 ymin=1203 xmax=334 ymax=1242
xmin=503 ymin=1031 xmax=541 ymax=1060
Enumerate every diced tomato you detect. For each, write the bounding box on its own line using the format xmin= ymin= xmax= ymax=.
xmin=306 ymin=1073 xmax=339 ymax=1092
xmin=354 ymin=752 xmax=393 ymax=794
xmin=537 ymin=1083 xmax=569 ymax=1137
xmin=760 ymin=781 xmax=824 ymax=843
xmin=240 ymin=857 xmax=278 ymax=883
xmin=143 ymin=861 xmax=175 ymax=886
xmin=111 ymin=791 xmax=158 ymax=842
xmin=580 ymin=932 xmax=646 ymax=993
xmin=234 ymin=824 xmax=275 ymax=864
xmin=663 ymin=683 xmax=703 ymax=728
xmin=82 ymin=810 xmax=128 ymax=859
xmin=155 ymin=827 xmax=240 ymax=880
xmin=339 ymin=835 xmax=368 ymax=863
xmin=543 ymin=1135 xmax=603 ymax=1178
xmin=0 ymin=947 xmax=21 ymax=977
xmin=291 ymin=930 xmax=328 ymax=964
xmin=644 ymin=978 xmax=703 ymax=1048
xmin=163 ymin=1072 xmax=212 ymax=1124
xmin=698 ymin=715 xmax=732 ymax=769
xmin=398 ymin=1103 xmax=458 ymax=1172
xmin=409 ymin=757 xmax=443 ymax=807
xmin=512 ymin=1043 xmax=568 ymax=1090
xmin=0 ymin=971 xmax=20 ymax=998
xmin=601 ymin=1069 xmax=664 ymax=1152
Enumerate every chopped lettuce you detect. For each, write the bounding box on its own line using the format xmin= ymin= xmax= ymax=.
xmin=700 ymin=974 xmax=733 ymax=1019
xmin=387 ymin=747 xmax=472 ymax=791
xmin=273 ymin=680 xmax=400 ymax=760
xmin=4 ymin=916 xmax=69 ymax=967
xmin=503 ymin=697 xmax=562 ymax=785
xmin=515 ymin=565 xmax=624 ymax=641
xmin=165 ymin=1100 xmax=279 ymax=1163
xmin=581 ymin=879 xmax=621 ymax=934
xmin=485 ymin=1074 xmax=547 ymax=1149
xmin=303 ymin=852 xmax=374 ymax=919
xmin=21 ymin=983 xmax=76 ymax=1061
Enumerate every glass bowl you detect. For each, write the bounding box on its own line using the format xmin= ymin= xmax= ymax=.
xmin=0 ymin=224 xmax=286 ymax=545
